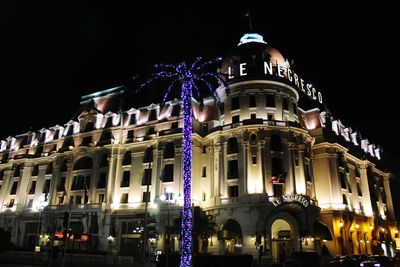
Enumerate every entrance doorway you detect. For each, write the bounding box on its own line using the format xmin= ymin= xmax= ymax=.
xmin=271 ymin=219 xmax=293 ymax=263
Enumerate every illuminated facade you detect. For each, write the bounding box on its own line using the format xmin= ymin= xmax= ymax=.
xmin=0 ymin=33 xmax=397 ymax=262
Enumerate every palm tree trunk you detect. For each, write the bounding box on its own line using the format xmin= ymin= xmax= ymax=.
xmin=180 ymin=81 xmax=193 ymax=267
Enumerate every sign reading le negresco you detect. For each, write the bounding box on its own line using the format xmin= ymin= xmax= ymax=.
xmin=270 ymin=194 xmax=310 ymax=207
xmin=227 ymin=61 xmax=323 ymax=104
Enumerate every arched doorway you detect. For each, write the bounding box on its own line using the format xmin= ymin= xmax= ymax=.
xmin=266 ymin=212 xmax=300 ymax=263
xmin=271 ymin=219 xmax=293 ymax=263
xmin=217 ymin=219 xmax=242 ymax=255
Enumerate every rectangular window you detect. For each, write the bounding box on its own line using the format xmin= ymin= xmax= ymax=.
xmin=202 ymin=166 xmax=207 ymax=177
xmin=98 ymin=193 xmax=105 ymax=203
xmin=127 ymin=130 xmax=134 ymax=139
xmin=252 ymin=156 xmax=257 ymax=165
xmin=202 ymin=192 xmax=206 ymax=201
xmin=148 ymin=126 xmax=156 ymax=135
xmin=120 ymin=193 xmax=128 ymax=204
xmin=121 ymin=171 xmax=130 ymax=187
xmin=97 ymin=172 xmax=107 ymax=188
xmin=273 ymin=184 xmax=283 ymax=197
xmin=43 ymin=179 xmax=51 ymax=193
xmin=357 ymin=181 xmax=362 ymax=196
xmin=8 ymin=199 xmax=15 ymax=208
xmin=342 ymin=194 xmax=348 ymax=205
xmin=228 ymin=185 xmax=239 ymax=197
xmin=228 ymin=160 xmax=238 ymax=179
xmin=142 ymin=168 xmax=152 ymax=185
xmin=129 ymin=114 xmax=136 ymax=125
xmin=347 ymin=178 xmax=352 ymax=193
xmin=231 ymin=96 xmax=240 ymax=110
xmin=57 ymin=177 xmax=66 ymax=192
xmin=219 ymin=103 xmax=224 ymax=115
xmin=58 ymin=196 xmax=64 ymax=204
xmin=10 ymin=181 xmax=18 ymax=195
xmin=202 ymin=145 xmax=207 ymax=154
xmin=149 ymin=109 xmax=157 ymax=121
xmin=249 ymin=95 xmax=256 ymax=107
xmin=305 ymin=163 xmax=312 ymax=182
xmin=271 ymin=158 xmax=283 ymax=176
xmin=266 ymin=95 xmax=275 ymax=107
xmin=29 ymin=181 xmax=36 ymax=195
xmin=340 ymin=172 xmax=347 ymax=189
xmin=163 ymin=164 xmax=174 ymax=182
xmin=267 ymin=114 xmax=275 ymax=121
xmin=171 ymin=122 xmax=179 ymax=129
xmin=142 ymin=191 xmax=151 ymax=203
xmin=250 ymin=113 xmax=256 ymax=120
xmin=232 ymin=115 xmax=240 ymax=124
xmin=75 ymin=195 xmax=82 ymax=204
xmin=27 ymin=199 xmax=33 ymax=208
xmin=283 ymin=98 xmax=289 ymax=110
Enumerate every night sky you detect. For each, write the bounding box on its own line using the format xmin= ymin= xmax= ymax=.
xmin=1 ymin=4 xmax=399 ymax=195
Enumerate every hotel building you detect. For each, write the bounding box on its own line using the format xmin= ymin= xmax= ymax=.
xmin=0 ymin=33 xmax=397 ymax=262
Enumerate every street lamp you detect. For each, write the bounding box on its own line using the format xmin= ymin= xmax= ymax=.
xmin=35 ymin=195 xmax=48 ymax=252
xmin=160 ymin=186 xmax=173 ymax=267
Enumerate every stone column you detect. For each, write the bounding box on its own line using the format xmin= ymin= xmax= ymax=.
xmin=243 ymin=141 xmax=249 ymax=195
xmin=287 ymin=142 xmax=297 ymax=194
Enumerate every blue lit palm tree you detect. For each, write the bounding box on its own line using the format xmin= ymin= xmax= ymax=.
xmin=139 ymin=57 xmax=224 ymax=267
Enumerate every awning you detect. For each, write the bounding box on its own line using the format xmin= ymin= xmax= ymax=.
xmin=313 ymin=221 xmax=333 ymax=241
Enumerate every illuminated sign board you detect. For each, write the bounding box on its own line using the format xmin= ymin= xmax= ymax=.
xmin=227 ymin=62 xmax=323 ymax=104
xmin=270 ymin=194 xmax=309 ymax=207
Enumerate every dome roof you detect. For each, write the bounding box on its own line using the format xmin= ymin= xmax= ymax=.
xmin=221 ymin=33 xmax=289 ymax=83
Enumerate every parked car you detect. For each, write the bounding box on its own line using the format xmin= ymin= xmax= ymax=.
xmin=329 ymin=256 xmax=358 ymax=267
xmin=360 ymin=255 xmax=393 ymax=267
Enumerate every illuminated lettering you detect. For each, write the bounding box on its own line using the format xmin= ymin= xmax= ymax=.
xmin=231 ymin=61 xmax=324 ymax=104
xmin=306 ymin=83 xmax=312 ymax=96
xmin=239 ymin=63 xmax=247 ymax=76
xmin=270 ymin=194 xmax=309 ymax=207
xmin=293 ymin=73 xmax=299 ymax=87
xmin=228 ymin=66 xmax=234 ymax=79
xmin=318 ymin=92 xmax=323 ymax=104
xmin=277 ymin=65 xmax=285 ymax=77
xmin=264 ymin=61 xmax=273 ymax=75
xmin=312 ymin=87 xmax=316 ymax=99
xmin=287 ymin=69 xmax=293 ymax=82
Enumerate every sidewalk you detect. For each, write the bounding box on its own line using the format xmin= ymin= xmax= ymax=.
xmin=0 ymin=251 xmax=156 ymax=267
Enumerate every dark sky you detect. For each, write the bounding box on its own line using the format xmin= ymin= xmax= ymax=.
xmin=1 ymin=4 xmax=399 ymax=173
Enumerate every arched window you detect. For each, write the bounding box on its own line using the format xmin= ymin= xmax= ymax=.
xmin=164 ymin=142 xmax=175 ymax=159
xmin=73 ymin=157 xmax=93 ymax=170
xmin=270 ymin=134 xmax=283 ymax=151
xmin=227 ymin=137 xmax=238 ymax=154
xmin=122 ymin=151 xmax=132 ymax=166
